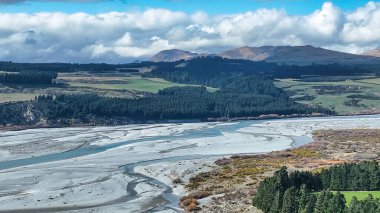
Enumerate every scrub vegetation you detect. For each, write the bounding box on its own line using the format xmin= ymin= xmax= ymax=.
xmin=182 ymin=129 xmax=380 ymax=212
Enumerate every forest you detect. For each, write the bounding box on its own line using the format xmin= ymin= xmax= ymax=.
xmin=252 ymin=161 xmax=380 ymax=213
xmin=3 ymin=56 xmax=378 ymax=126
xmin=1 ymin=58 xmax=379 ymax=77
xmin=0 ymin=102 xmax=29 ymax=126
xmin=0 ymin=61 xmax=155 ymax=73
xmin=32 ymin=79 xmax=329 ymax=123
xmin=0 ymin=71 xmax=57 ymax=84
xmin=150 ymin=57 xmax=380 ymax=82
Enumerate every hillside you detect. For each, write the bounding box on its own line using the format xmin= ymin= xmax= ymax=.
xmin=221 ymin=45 xmax=380 ymax=65
xmin=219 ymin=46 xmax=273 ymax=61
xmin=151 ymin=45 xmax=380 ymax=65
xmin=150 ymin=49 xmax=199 ymax=62
xmin=362 ymin=49 xmax=380 ymax=58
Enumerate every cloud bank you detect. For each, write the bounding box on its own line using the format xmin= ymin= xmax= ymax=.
xmin=0 ymin=2 xmax=379 ymax=62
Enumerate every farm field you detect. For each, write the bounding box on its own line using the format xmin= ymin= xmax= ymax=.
xmin=59 ymin=72 xmax=217 ymax=93
xmin=275 ymin=76 xmax=380 ymax=114
xmin=0 ymin=82 xmax=137 ymax=103
xmin=0 ymin=72 xmax=217 ymax=103
xmin=340 ymin=191 xmax=380 ymax=205
xmin=0 ymin=93 xmax=39 ymax=103
xmin=59 ymin=72 xmax=185 ymax=93
xmin=314 ymin=191 xmax=380 ymax=205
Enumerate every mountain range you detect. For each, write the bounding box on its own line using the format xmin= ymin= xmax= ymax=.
xmin=151 ymin=45 xmax=380 ymax=65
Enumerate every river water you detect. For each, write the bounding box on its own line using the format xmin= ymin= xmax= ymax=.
xmin=0 ymin=115 xmax=379 ymax=212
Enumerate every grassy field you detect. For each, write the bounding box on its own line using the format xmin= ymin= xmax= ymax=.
xmin=66 ymin=76 xmax=186 ymax=93
xmin=0 ymin=82 xmax=137 ymax=103
xmin=0 ymin=72 xmax=218 ymax=104
xmin=60 ymin=73 xmax=217 ymax=93
xmin=275 ymin=77 xmax=380 ymax=114
xmin=0 ymin=93 xmax=40 ymax=103
xmin=340 ymin=191 xmax=380 ymax=205
xmin=356 ymin=78 xmax=380 ymax=85
xmin=313 ymin=191 xmax=380 ymax=205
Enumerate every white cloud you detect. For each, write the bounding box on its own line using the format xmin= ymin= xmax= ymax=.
xmin=341 ymin=1 xmax=380 ymax=44
xmin=114 ymin=32 xmax=133 ymax=46
xmin=112 ymin=36 xmax=174 ymax=58
xmin=304 ymin=2 xmax=341 ymax=38
xmin=0 ymin=2 xmax=379 ymax=62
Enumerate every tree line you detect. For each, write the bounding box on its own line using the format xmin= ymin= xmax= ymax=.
xmin=0 ymin=71 xmax=57 ymax=84
xmin=33 ymin=80 xmax=329 ymax=122
xmin=150 ymin=57 xmax=378 ymax=81
xmin=1 ymin=75 xmax=331 ymax=126
xmin=1 ymin=57 xmax=379 ymax=77
xmin=0 ymin=61 xmax=154 ymax=73
xmin=0 ymin=57 xmax=338 ymax=126
xmin=252 ymin=161 xmax=380 ymax=213
xmin=0 ymin=102 xmax=29 ymax=126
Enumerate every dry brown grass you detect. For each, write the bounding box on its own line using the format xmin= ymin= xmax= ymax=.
xmin=183 ymin=129 xmax=380 ymax=212
xmin=314 ymin=129 xmax=380 ymax=143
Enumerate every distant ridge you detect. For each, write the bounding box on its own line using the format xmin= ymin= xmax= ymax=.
xmin=150 ymin=49 xmax=198 ymax=62
xmin=151 ymin=45 xmax=380 ymax=65
xmin=362 ymin=49 xmax=380 ymax=58
xmin=219 ymin=46 xmax=272 ymax=61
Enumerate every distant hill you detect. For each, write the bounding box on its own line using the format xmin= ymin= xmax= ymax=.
xmin=151 ymin=45 xmax=380 ymax=65
xmin=219 ymin=46 xmax=273 ymax=61
xmin=362 ymin=49 xmax=380 ymax=58
xmin=150 ymin=49 xmax=198 ymax=62
xmin=220 ymin=45 xmax=380 ymax=65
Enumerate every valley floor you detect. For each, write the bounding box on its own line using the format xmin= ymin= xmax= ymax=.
xmin=188 ymin=128 xmax=380 ymax=212
xmin=0 ymin=115 xmax=379 ymax=212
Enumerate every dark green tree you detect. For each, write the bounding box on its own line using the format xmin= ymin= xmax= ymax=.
xmin=297 ymin=185 xmax=309 ymax=212
xmin=301 ymin=194 xmax=317 ymax=213
xmin=281 ymin=187 xmax=297 ymax=213
xmin=347 ymin=196 xmax=360 ymax=213
xmin=327 ymin=191 xmax=346 ymax=213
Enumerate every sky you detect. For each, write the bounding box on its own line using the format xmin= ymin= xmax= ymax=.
xmin=0 ymin=0 xmax=379 ymax=62
xmin=0 ymin=0 xmax=372 ymax=15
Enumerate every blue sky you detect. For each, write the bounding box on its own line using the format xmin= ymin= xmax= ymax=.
xmin=0 ymin=0 xmax=372 ymax=14
xmin=0 ymin=0 xmax=379 ymax=62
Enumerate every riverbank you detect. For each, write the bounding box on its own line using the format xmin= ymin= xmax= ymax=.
xmin=184 ymin=129 xmax=380 ymax=212
xmin=0 ymin=114 xmax=310 ymax=132
xmin=0 ymin=115 xmax=379 ymax=212
xmin=3 ymin=110 xmax=369 ymax=132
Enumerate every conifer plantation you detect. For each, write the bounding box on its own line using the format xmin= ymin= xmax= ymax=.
xmin=1 ymin=58 xmax=342 ymax=126
xmin=253 ymin=161 xmax=380 ymax=213
xmin=0 ymin=71 xmax=57 ymax=85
